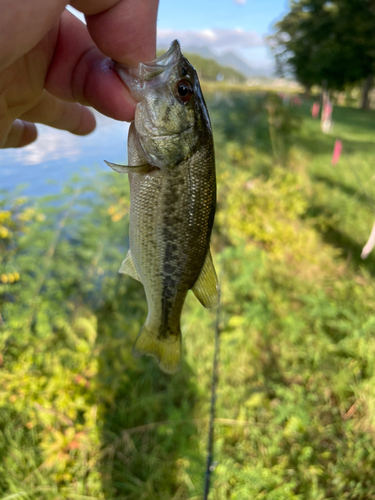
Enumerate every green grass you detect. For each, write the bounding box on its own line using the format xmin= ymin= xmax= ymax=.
xmin=296 ymin=101 xmax=375 ymax=275
xmin=1 ymin=91 xmax=375 ymax=499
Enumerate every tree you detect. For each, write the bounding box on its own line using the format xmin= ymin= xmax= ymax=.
xmin=270 ymin=0 xmax=375 ymax=109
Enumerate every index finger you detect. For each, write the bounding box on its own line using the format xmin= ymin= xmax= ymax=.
xmin=71 ymin=0 xmax=159 ymax=65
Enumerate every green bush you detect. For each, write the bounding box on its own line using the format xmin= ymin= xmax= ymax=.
xmin=1 ymin=91 xmax=375 ymax=499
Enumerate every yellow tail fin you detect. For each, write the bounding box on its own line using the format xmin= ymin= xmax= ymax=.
xmin=132 ymin=324 xmax=181 ymax=374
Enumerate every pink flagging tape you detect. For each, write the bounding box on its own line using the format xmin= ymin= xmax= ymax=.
xmin=331 ymin=139 xmax=342 ymax=166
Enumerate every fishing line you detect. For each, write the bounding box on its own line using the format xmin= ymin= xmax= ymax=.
xmin=203 ymin=295 xmax=221 ymax=499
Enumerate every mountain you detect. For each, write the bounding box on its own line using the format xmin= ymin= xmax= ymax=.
xmin=156 ymin=47 xmax=246 ymax=83
xmin=177 ymin=46 xmax=273 ymax=78
xmin=157 ymin=42 xmax=275 ymax=78
xmin=216 ymin=52 xmax=257 ymax=77
xmin=182 ymin=45 xmax=216 ymax=61
xmin=182 ymin=53 xmax=246 ymax=83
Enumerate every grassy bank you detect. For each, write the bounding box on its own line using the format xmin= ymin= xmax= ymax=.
xmin=1 ymin=90 xmax=375 ymax=499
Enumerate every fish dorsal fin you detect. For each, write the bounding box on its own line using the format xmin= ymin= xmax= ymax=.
xmin=119 ymin=249 xmax=142 ymax=282
xmin=192 ymin=250 xmax=220 ymax=308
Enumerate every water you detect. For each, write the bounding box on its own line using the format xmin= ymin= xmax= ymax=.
xmin=0 ymin=111 xmax=129 ymax=197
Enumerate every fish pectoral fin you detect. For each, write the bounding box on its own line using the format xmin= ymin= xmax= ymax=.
xmin=192 ymin=250 xmax=220 ymax=308
xmin=104 ymin=160 xmax=150 ymax=174
xmin=119 ymin=249 xmax=142 ymax=282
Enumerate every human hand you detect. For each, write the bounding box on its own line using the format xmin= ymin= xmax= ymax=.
xmin=0 ymin=0 xmax=159 ymax=148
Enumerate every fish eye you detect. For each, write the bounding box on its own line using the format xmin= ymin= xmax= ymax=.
xmin=175 ymin=80 xmax=193 ymax=103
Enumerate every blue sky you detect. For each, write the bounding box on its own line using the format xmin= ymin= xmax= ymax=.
xmin=157 ymin=0 xmax=289 ymax=72
xmin=70 ymin=0 xmax=289 ymax=74
xmin=3 ymin=1 xmax=290 ymax=197
xmin=158 ymin=0 xmax=288 ymax=31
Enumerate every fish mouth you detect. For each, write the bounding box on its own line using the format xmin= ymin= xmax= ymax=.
xmin=114 ymin=40 xmax=182 ymax=101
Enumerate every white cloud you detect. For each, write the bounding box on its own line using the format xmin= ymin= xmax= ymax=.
xmin=233 ymin=0 xmax=247 ymax=4
xmin=157 ymin=28 xmax=264 ymax=52
xmin=19 ymin=127 xmax=82 ymax=165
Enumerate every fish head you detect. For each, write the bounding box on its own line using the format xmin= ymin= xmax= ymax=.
xmin=115 ymin=40 xmax=212 ymax=169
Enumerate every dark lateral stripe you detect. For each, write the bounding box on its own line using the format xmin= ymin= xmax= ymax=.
xmin=160 ymin=176 xmax=181 ymax=338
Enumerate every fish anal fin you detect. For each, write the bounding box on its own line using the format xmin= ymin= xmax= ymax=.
xmin=119 ymin=249 xmax=142 ymax=282
xmin=133 ymin=324 xmax=181 ymax=374
xmin=192 ymin=250 xmax=220 ymax=308
xmin=104 ymin=160 xmax=150 ymax=174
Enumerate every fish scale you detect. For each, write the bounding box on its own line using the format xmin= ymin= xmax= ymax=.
xmin=105 ymin=40 xmax=220 ymax=373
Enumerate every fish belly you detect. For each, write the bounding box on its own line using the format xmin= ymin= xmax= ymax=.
xmin=128 ymin=154 xmax=215 ymax=372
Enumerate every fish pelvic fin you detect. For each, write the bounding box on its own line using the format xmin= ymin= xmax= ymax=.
xmin=119 ymin=249 xmax=142 ymax=282
xmin=192 ymin=249 xmax=220 ymax=308
xmin=132 ymin=324 xmax=181 ymax=374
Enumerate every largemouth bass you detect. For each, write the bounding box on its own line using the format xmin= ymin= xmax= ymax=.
xmin=105 ymin=40 xmax=219 ymax=374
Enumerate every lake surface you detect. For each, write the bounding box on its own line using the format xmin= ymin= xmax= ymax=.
xmin=0 ymin=111 xmax=129 ymax=198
